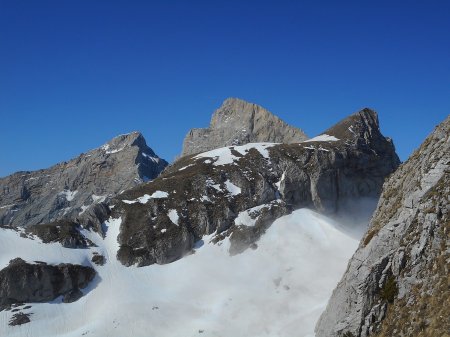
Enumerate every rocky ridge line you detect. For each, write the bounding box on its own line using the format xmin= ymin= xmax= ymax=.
xmin=111 ymin=108 xmax=399 ymax=267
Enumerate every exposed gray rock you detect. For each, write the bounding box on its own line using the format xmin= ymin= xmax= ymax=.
xmin=181 ymin=98 xmax=308 ymax=157
xmin=0 ymin=258 xmax=96 ymax=306
xmin=24 ymin=220 xmax=95 ymax=249
xmin=91 ymin=252 xmax=106 ymax=266
xmin=315 ymin=115 xmax=450 ymax=337
xmin=8 ymin=312 xmax=31 ymax=326
xmin=0 ymin=132 xmax=167 ymax=231
xmin=112 ymin=108 xmax=399 ymax=266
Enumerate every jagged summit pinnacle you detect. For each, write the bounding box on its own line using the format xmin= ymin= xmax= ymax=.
xmin=100 ymin=131 xmax=155 ymax=155
xmin=181 ymin=97 xmax=308 ymax=157
xmin=109 ymin=131 xmax=143 ymax=142
xmin=321 ymin=107 xmax=392 ymax=150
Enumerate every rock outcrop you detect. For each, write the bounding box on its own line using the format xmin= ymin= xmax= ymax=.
xmin=111 ymin=108 xmax=399 ymax=266
xmin=0 ymin=258 xmax=96 ymax=307
xmin=25 ymin=220 xmax=95 ymax=249
xmin=315 ymin=115 xmax=450 ymax=337
xmin=181 ymin=98 xmax=308 ymax=156
xmin=0 ymin=132 xmax=167 ymax=231
xmin=8 ymin=312 xmax=31 ymax=326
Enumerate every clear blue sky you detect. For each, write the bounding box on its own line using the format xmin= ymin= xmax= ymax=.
xmin=1 ymin=0 xmax=449 ymax=177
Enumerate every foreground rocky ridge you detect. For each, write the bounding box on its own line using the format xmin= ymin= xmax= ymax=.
xmin=181 ymin=97 xmax=308 ymax=156
xmin=315 ymin=115 xmax=450 ymax=337
xmin=0 ymin=132 xmax=167 ymax=231
xmin=111 ymin=108 xmax=399 ymax=266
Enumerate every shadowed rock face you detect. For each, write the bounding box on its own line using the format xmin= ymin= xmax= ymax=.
xmin=315 ymin=115 xmax=450 ymax=337
xmin=0 ymin=258 xmax=96 ymax=307
xmin=111 ymin=108 xmax=399 ymax=267
xmin=0 ymin=132 xmax=168 ymax=231
xmin=181 ymin=98 xmax=308 ymax=157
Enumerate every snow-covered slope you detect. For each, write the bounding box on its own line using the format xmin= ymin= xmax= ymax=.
xmin=0 ymin=209 xmax=358 ymax=337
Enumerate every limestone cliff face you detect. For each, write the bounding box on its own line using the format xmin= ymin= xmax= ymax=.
xmin=111 ymin=108 xmax=399 ymax=267
xmin=315 ymin=115 xmax=450 ymax=337
xmin=181 ymin=98 xmax=308 ymax=156
xmin=0 ymin=132 xmax=167 ymax=230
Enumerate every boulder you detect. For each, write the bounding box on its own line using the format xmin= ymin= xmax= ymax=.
xmin=0 ymin=258 xmax=96 ymax=306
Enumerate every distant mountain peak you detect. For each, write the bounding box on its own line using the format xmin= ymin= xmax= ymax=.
xmin=98 ymin=131 xmax=158 ymax=157
xmin=0 ymin=133 xmax=168 ymax=230
xmin=181 ymin=98 xmax=308 ymax=157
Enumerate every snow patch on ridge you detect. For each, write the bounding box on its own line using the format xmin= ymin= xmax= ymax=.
xmin=303 ymin=134 xmax=339 ymax=142
xmin=234 ymin=204 xmax=268 ymax=227
xmin=225 ymin=180 xmax=241 ymax=196
xmin=102 ymin=144 xmax=126 ymax=154
xmin=167 ymin=209 xmax=179 ymax=226
xmin=149 ymin=191 xmax=169 ymax=199
xmin=79 ymin=205 xmax=88 ymax=215
xmin=275 ymin=171 xmax=286 ymax=190
xmin=194 ymin=143 xmax=277 ymax=166
xmin=92 ymin=195 xmax=107 ymax=203
xmin=142 ymin=152 xmax=160 ymax=163
xmin=122 ymin=191 xmax=169 ymax=204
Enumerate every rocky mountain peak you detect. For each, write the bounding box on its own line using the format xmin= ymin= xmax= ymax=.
xmin=97 ymin=131 xmax=144 ymax=152
xmin=209 ymin=97 xmax=270 ymax=128
xmin=104 ymin=131 xmax=144 ymax=148
xmin=321 ymin=108 xmax=399 ymax=158
xmin=98 ymin=131 xmax=162 ymax=163
xmin=324 ymin=108 xmax=378 ymax=140
xmin=181 ymin=98 xmax=308 ymax=156
xmin=0 ymin=133 xmax=168 ymax=230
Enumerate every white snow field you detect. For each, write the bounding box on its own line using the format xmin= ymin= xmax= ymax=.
xmin=0 ymin=209 xmax=359 ymax=337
